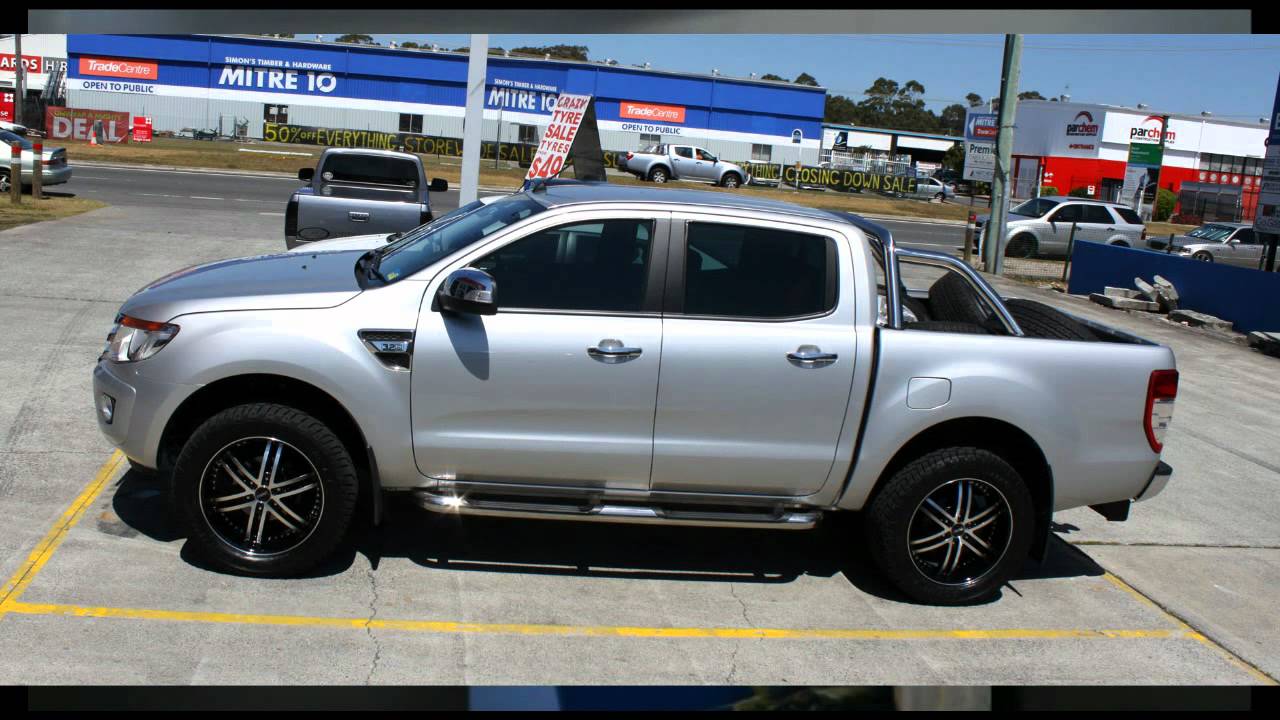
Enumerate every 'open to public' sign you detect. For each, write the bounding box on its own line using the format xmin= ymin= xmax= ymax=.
xmin=526 ymin=93 xmax=593 ymax=180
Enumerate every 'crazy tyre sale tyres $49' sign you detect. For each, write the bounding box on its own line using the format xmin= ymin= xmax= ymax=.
xmin=526 ymin=93 xmax=592 ymax=180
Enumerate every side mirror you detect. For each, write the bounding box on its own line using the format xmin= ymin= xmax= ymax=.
xmin=429 ymin=177 xmax=449 ymax=193
xmin=298 ymin=167 xmax=314 ymax=182
xmin=438 ymin=268 xmax=497 ymax=316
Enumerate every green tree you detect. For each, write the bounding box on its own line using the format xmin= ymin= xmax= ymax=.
xmin=942 ymin=143 xmax=965 ymax=172
xmin=335 ymin=34 xmax=375 ymax=45
xmin=966 ymin=92 xmax=984 ymax=107
xmin=760 ymin=73 xmax=789 ymax=82
xmin=510 ymin=44 xmax=589 ymax=61
xmin=1018 ymin=90 xmax=1046 ymax=101
xmin=399 ymin=41 xmax=419 ymax=49
xmin=793 ymin=72 xmax=820 ymax=87
xmin=939 ymin=103 xmax=966 ymax=137
xmin=824 ymin=94 xmax=859 ymax=124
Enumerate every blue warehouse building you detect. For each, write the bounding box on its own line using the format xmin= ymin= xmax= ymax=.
xmin=65 ymin=34 xmax=826 ymax=165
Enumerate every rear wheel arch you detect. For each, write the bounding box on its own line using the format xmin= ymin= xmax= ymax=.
xmin=856 ymin=417 xmax=1054 ymax=563
xmin=158 ymin=374 xmax=381 ymax=524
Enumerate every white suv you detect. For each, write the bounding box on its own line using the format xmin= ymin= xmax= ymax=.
xmin=977 ymin=197 xmax=1147 ymax=258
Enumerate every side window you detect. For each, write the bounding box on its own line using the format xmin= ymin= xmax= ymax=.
xmin=1113 ymin=207 xmax=1143 ymax=225
xmin=683 ymin=222 xmax=835 ymax=319
xmin=695 ymin=148 xmax=716 ymax=161
xmin=673 ymin=146 xmax=694 ymax=159
xmin=1080 ymin=205 xmax=1114 ymax=224
xmin=1050 ymin=204 xmax=1082 ymax=224
xmin=1235 ymin=229 xmax=1256 ymax=244
xmin=473 ymin=219 xmax=653 ymax=313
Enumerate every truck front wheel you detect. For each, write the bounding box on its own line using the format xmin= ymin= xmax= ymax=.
xmin=170 ymin=403 xmax=360 ymax=576
xmin=864 ymin=447 xmax=1034 ymax=605
xmin=720 ymin=173 xmax=742 ymax=189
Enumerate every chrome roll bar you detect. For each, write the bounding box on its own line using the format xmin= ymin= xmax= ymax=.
xmin=843 ymin=215 xmax=1024 ymax=337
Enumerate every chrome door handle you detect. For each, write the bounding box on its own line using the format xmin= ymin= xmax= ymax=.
xmin=349 ymin=211 xmax=370 ymax=222
xmin=787 ymin=345 xmax=837 ymax=367
xmin=588 ymin=339 xmax=642 ymax=363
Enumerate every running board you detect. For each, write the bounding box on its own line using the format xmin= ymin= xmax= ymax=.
xmin=413 ymin=490 xmax=821 ymax=530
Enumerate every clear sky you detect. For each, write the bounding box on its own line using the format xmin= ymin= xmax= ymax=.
xmin=313 ymin=33 xmax=1280 ymax=123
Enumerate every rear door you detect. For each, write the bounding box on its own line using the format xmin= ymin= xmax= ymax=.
xmin=649 ymin=215 xmax=858 ymax=497
xmin=1078 ymin=203 xmax=1128 ymax=245
xmin=670 ymin=146 xmax=696 ymax=179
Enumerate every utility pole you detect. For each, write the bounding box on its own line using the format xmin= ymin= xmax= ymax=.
xmin=13 ymin=33 xmax=25 ymax=127
xmin=459 ymin=34 xmax=488 ymax=205
xmin=983 ymin=34 xmax=1023 ymax=275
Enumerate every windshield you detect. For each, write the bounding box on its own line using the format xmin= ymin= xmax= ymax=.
xmin=0 ymin=130 xmax=33 ymax=151
xmin=374 ymin=194 xmax=545 ymax=282
xmin=1187 ymin=224 xmax=1236 ymax=241
xmin=1010 ymin=198 xmax=1059 ymax=218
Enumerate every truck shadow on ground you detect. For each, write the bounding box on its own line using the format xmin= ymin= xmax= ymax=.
xmin=110 ymin=470 xmax=1105 ymax=606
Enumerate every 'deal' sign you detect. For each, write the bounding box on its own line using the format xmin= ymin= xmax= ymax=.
xmin=526 ymin=93 xmax=593 ymax=180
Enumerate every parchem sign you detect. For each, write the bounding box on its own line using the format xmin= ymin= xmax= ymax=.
xmin=1130 ymin=115 xmax=1176 ymax=145
xmin=1066 ymin=111 xmax=1099 ymax=137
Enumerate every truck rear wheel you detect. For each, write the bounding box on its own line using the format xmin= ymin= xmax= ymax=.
xmin=170 ymin=403 xmax=359 ymax=576
xmin=648 ymin=167 xmax=669 ymax=183
xmin=864 ymin=447 xmax=1034 ymax=605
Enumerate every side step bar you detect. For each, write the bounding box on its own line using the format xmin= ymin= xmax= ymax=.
xmin=413 ymin=490 xmax=821 ymax=530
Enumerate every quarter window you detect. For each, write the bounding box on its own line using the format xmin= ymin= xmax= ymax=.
xmin=683 ymin=222 xmax=835 ymax=319
xmin=473 ymin=219 xmax=654 ymax=313
xmin=1113 ymin=207 xmax=1143 ymax=225
xmin=1080 ymin=205 xmax=1114 ymax=224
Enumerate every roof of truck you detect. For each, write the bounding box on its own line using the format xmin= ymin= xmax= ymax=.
xmin=524 ymin=182 xmax=851 ymax=224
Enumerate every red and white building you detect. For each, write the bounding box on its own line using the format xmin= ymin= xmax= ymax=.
xmin=1012 ymin=100 xmax=1270 ymax=220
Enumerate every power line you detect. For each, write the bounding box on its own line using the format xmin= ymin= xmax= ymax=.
xmin=853 ymin=35 xmax=1280 ymax=53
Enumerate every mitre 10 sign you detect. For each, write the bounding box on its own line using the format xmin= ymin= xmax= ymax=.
xmin=525 ymin=93 xmax=593 ymax=180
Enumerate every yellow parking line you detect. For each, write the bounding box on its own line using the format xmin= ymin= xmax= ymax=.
xmin=0 ymin=451 xmax=125 ymax=614
xmin=1104 ymin=572 xmax=1278 ymax=685
xmin=1 ymin=600 xmax=1191 ymax=641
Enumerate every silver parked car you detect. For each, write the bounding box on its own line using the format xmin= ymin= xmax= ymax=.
xmin=621 ymin=144 xmax=750 ymax=188
xmin=1151 ymin=222 xmax=1266 ymax=268
xmin=0 ymin=129 xmax=72 ymax=192
xmin=93 ymin=182 xmax=1177 ymax=605
xmin=977 ymin=196 xmax=1147 ymax=258
xmin=904 ymin=176 xmax=954 ymax=202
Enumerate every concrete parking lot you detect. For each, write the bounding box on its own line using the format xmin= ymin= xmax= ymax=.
xmin=0 ymin=167 xmax=1275 ymax=685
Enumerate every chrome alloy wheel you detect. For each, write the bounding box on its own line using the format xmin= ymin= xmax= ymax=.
xmin=198 ymin=437 xmax=324 ymax=557
xmin=907 ymin=478 xmax=1013 ymax=587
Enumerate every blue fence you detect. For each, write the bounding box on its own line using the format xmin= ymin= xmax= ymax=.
xmin=1067 ymin=240 xmax=1280 ymax=334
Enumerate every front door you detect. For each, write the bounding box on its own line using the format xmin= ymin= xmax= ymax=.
xmin=650 ymin=217 xmax=858 ymax=497
xmin=1225 ymin=228 xmax=1264 ymax=268
xmin=670 ymin=146 xmax=696 ymax=180
xmin=411 ymin=213 xmax=670 ymax=489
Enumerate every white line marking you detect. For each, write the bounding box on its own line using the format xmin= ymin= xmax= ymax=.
xmin=189 ymin=196 xmax=224 ymax=200
xmin=258 ymin=212 xmax=285 ymax=216
xmin=138 ymin=193 xmax=182 ymax=198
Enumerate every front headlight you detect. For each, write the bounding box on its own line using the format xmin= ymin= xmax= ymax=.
xmin=102 ymin=315 xmax=180 ymax=363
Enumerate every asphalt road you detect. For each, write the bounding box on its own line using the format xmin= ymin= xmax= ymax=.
xmin=63 ymin=164 xmax=967 ymax=253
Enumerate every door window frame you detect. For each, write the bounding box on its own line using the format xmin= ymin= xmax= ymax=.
xmin=429 ymin=209 xmax=672 ymax=318
xmin=663 ymin=216 xmax=841 ymax=323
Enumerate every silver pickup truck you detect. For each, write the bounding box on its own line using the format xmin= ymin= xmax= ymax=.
xmin=93 ymin=182 xmax=1177 ymax=605
xmin=622 ymin=143 xmax=750 ymax=189
xmin=285 ymin=147 xmax=449 ymax=249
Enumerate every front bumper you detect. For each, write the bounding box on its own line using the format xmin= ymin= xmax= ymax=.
xmin=92 ymin=359 xmax=200 ymax=470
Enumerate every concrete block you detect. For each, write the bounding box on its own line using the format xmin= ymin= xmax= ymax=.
xmin=1169 ymin=308 xmax=1234 ymax=331
xmin=1089 ymin=293 xmax=1161 ymax=312
xmin=1103 ymin=286 xmax=1141 ymax=299
xmin=1151 ymin=275 xmax=1180 ymax=312
xmin=1133 ymin=277 xmax=1159 ymax=302
xmin=1247 ymin=331 xmax=1280 ymax=357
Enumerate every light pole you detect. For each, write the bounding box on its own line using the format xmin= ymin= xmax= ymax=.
xmin=983 ymin=34 xmax=1023 ymax=275
xmin=459 ymin=35 xmax=489 ymax=205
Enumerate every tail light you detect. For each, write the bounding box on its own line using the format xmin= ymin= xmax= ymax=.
xmin=284 ymin=197 xmax=299 ymax=238
xmin=1141 ymin=228 xmax=1148 ymax=241
xmin=626 ymin=151 xmax=633 ymax=160
xmin=1144 ymin=369 xmax=1178 ymax=453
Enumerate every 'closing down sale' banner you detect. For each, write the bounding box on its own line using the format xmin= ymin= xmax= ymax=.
xmin=742 ymin=162 xmax=919 ymax=195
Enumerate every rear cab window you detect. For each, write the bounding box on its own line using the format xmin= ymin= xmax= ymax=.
xmin=682 ymin=222 xmax=836 ymax=319
xmin=1112 ymin=207 xmax=1144 ymax=225
xmin=320 ymin=154 xmax=420 ymax=188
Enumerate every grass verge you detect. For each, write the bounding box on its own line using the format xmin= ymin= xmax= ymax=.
xmin=0 ymin=195 xmax=107 ymax=232
xmin=62 ymin=137 xmax=973 ymax=221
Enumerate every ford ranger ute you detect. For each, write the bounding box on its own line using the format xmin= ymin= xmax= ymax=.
xmin=93 ymin=181 xmax=1177 ymax=605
